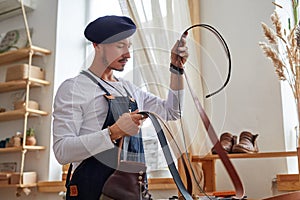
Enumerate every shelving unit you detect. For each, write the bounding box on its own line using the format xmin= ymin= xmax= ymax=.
xmin=0 ymin=1 xmax=51 ymax=190
xmin=0 ymin=46 xmax=51 ymax=188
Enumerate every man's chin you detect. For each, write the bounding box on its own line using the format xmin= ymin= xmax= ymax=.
xmin=108 ymin=66 xmax=124 ymax=72
xmin=114 ymin=68 xmax=124 ymax=72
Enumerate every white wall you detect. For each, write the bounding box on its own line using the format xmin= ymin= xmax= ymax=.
xmin=200 ymin=0 xmax=292 ymax=199
xmin=49 ymin=0 xmax=87 ymax=181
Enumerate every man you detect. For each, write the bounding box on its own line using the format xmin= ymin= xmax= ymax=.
xmin=53 ymin=15 xmax=188 ymax=200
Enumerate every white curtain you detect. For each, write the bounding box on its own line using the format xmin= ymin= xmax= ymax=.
xmin=119 ymin=0 xmax=212 ymax=194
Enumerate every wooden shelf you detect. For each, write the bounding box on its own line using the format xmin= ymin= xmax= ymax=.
xmin=0 ymin=146 xmax=46 ymax=153
xmin=36 ymin=178 xmax=176 ymax=192
xmin=37 ymin=181 xmax=66 ymax=193
xmin=0 ymin=108 xmax=48 ymax=122
xmin=0 ymin=78 xmax=50 ymax=93
xmin=0 ymin=183 xmax=37 ymax=188
xmin=187 ymin=151 xmax=299 ymax=193
xmin=192 ymin=151 xmax=298 ymax=162
xmin=0 ymin=46 xmax=51 ymax=66
xmin=148 ymin=178 xmax=176 ymax=190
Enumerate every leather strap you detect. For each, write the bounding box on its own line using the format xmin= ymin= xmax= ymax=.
xmin=141 ymin=111 xmax=193 ymax=200
xmin=138 ymin=71 xmax=245 ymax=199
xmin=183 ymin=72 xmax=245 ymax=199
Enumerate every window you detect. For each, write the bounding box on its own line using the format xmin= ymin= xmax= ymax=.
xmin=275 ymin=0 xmax=298 ymax=173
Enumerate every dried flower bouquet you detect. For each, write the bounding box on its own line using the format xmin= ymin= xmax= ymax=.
xmin=259 ymin=2 xmax=300 ymax=145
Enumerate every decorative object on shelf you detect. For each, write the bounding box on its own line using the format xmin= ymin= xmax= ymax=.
xmin=13 ymin=132 xmax=22 ymax=147
xmin=0 ymin=173 xmax=10 ymax=185
xmin=0 ymin=162 xmax=17 ymax=172
xmin=0 ymin=107 xmax=5 ymax=112
xmin=0 ymin=28 xmax=33 ymax=53
xmin=10 ymin=171 xmax=37 ymax=185
xmin=259 ymin=1 xmax=300 ymax=146
xmin=6 ymin=132 xmax=23 ymax=148
xmin=0 ymin=140 xmax=6 ymax=148
xmin=25 ymin=128 xmax=36 ymax=146
xmin=14 ymin=100 xmax=39 ymax=110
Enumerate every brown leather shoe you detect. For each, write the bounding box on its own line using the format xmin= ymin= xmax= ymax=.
xmin=232 ymin=131 xmax=259 ymax=153
xmin=212 ymin=132 xmax=237 ymax=154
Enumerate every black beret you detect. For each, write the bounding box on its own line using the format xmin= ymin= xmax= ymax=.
xmin=84 ymin=15 xmax=136 ymax=44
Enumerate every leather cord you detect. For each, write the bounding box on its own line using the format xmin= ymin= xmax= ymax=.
xmin=180 ymin=24 xmax=231 ymax=98
xmin=140 ymin=111 xmax=194 ymax=200
xmin=140 ymin=105 xmax=245 ymax=199
xmin=139 ymin=23 xmax=244 ymax=197
xmin=183 ymin=71 xmax=245 ymax=199
xmin=175 ymin=23 xmax=244 ymax=199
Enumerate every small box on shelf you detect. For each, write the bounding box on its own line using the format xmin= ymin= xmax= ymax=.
xmin=10 ymin=172 xmax=37 ymax=185
xmin=0 ymin=173 xmax=10 ymax=185
xmin=5 ymin=64 xmax=45 ymax=82
xmin=14 ymin=100 xmax=39 ymax=110
xmin=37 ymin=181 xmax=66 ymax=193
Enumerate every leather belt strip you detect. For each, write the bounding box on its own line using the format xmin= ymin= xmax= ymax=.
xmin=139 ymin=23 xmax=245 ymax=198
xmin=183 ymin=72 xmax=245 ymax=199
xmin=140 ymin=111 xmax=194 ymax=200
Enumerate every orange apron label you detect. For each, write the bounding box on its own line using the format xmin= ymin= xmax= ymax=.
xmin=70 ymin=185 xmax=78 ymax=196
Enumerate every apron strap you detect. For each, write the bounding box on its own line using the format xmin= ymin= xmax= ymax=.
xmin=65 ymin=163 xmax=73 ymax=188
xmin=80 ymin=70 xmax=111 ymax=95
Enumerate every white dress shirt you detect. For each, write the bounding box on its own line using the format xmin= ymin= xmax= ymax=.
xmin=52 ymin=71 xmax=184 ymax=168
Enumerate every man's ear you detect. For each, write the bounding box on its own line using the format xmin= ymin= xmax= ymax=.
xmin=93 ymin=43 xmax=103 ymax=53
xmin=93 ymin=43 xmax=98 ymax=48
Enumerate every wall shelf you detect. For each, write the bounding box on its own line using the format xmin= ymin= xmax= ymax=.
xmin=187 ymin=151 xmax=298 ymax=193
xmin=0 ymin=146 xmax=46 ymax=153
xmin=0 ymin=108 xmax=48 ymax=122
xmin=0 ymin=79 xmax=50 ymax=93
xmin=0 ymin=46 xmax=51 ymax=66
xmin=36 ymin=178 xmax=177 ymax=193
xmin=0 ymin=183 xmax=37 ymax=188
xmin=193 ymin=151 xmax=298 ymax=161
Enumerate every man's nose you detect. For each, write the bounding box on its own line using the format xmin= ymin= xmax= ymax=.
xmin=123 ymin=49 xmax=131 ymax=58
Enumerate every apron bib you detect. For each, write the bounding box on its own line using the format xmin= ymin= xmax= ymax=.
xmin=65 ymin=71 xmax=145 ymax=200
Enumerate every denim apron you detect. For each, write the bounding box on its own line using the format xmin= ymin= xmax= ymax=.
xmin=65 ymin=71 xmax=145 ymax=200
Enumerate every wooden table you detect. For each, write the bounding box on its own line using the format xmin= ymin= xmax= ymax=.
xmin=191 ymin=151 xmax=298 ymax=192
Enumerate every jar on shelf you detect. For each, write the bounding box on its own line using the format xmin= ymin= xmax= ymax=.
xmin=13 ymin=131 xmax=22 ymax=147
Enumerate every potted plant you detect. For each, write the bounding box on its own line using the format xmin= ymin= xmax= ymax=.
xmin=26 ymin=128 xmax=36 ymax=146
